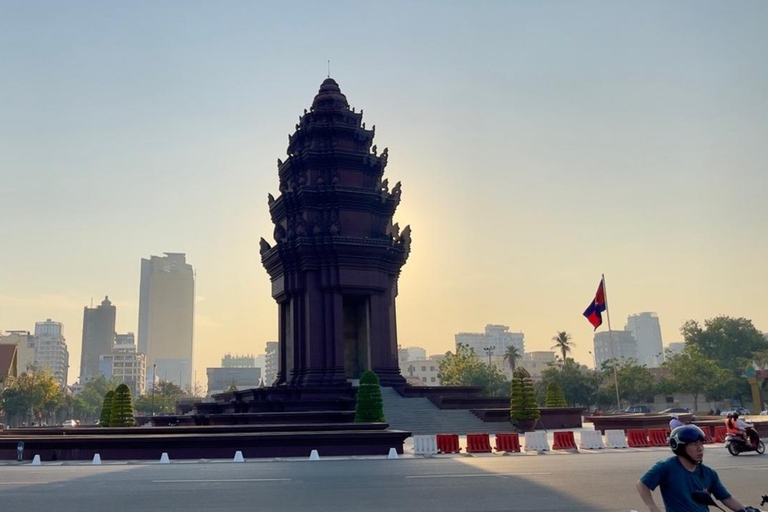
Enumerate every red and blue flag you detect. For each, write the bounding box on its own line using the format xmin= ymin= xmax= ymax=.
xmin=583 ymin=278 xmax=606 ymax=330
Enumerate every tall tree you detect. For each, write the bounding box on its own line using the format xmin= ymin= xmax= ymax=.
xmin=438 ymin=343 xmax=507 ymax=397
xmin=682 ymin=316 xmax=768 ymax=373
xmin=539 ymin=360 xmax=601 ymax=408
xmin=551 ymin=331 xmax=574 ymax=365
xmin=502 ymin=345 xmax=522 ymax=372
xmin=662 ymin=346 xmax=728 ymax=412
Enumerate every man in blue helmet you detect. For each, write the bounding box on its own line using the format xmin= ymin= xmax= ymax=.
xmin=636 ymin=425 xmax=748 ymax=511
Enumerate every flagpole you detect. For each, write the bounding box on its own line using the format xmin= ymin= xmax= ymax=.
xmin=602 ymin=273 xmax=621 ymax=410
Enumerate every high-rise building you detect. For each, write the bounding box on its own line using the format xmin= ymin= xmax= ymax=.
xmin=0 ymin=330 xmax=35 ymax=372
xmin=593 ymin=331 xmax=637 ymax=369
xmin=114 ymin=332 xmax=136 ymax=352
xmin=666 ymin=342 xmax=686 ymax=357
xmin=138 ymin=253 xmax=195 ymax=390
xmin=34 ymin=319 xmax=69 ymax=385
xmin=80 ymin=296 xmax=116 ymax=381
xmin=99 ymin=350 xmax=147 ymax=398
xmin=455 ymin=325 xmax=525 ymax=359
xmin=264 ymin=341 xmax=278 ymax=386
xmin=221 ymin=353 xmax=256 ymax=368
xmin=397 ymin=346 xmax=427 ymax=366
xmin=625 ymin=312 xmax=665 ymax=368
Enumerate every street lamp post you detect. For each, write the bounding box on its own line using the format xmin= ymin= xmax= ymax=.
xmin=483 ymin=346 xmax=496 ymax=366
xmin=152 ymin=363 xmax=157 ymax=416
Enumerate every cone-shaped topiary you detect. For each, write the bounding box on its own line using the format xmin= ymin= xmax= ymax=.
xmin=510 ymin=367 xmax=540 ymax=422
xmin=99 ymin=390 xmax=114 ymax=427
xmin=354 ymin=370 xmax=385 ymax=423
xmin=545 ymin=381 xmax=568 ymax=407
xmin=109 ymin=383 xmax=136 ymax=427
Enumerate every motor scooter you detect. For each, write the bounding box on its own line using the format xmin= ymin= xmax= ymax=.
xmin=725 ymin=427 xmax=765 ymax=456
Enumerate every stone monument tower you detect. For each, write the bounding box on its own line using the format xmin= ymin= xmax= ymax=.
xmin=260 ymin=78 xmax=411 ymax=388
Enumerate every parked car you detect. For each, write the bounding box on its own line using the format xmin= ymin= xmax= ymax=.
xmin=720 ymin=407 xmax=750 ymax=416
xmin=62 ymin=419 xmax=78 ymax=427
xmin=624 ymin=405 xmax=651 ymax=413
xmin=660 ymin=407 xmax=691 ymax=414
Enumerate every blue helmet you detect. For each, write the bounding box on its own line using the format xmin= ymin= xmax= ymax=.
xmin=669 ymin=425 xmax=707 ymax=456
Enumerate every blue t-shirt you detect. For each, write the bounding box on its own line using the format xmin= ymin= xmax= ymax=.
xmin=641 ymin=456 xmax=731 ymax=512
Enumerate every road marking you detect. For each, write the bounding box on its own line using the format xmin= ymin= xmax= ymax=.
xmin=153 ymin=478 xmax=291 ymax=483
xmin=406 ymin=472 xmax=551 ymax=479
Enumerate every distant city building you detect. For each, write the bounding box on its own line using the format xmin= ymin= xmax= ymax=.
xmin=99 ymin=351 xmax=146 ymax=398
xmin=264 ymin=341 xmax=278 ymax=386
xmin=402 ymin=358 xmax=440 ymax=385
xmin=455 ymin=325 xmax=525 ymax=359
xmin=516 ymin=351 xmax=557 ymax=380
xmin=221 ymin=353 xmax=256 ymax=368
xmin=593 ymin=331 xmax=638 ymax=369
xmin=34 ymin=319 xmax=69 ymax=385
xmin=0 ymin=344 xmax=18 ymax=386
xmin=207 ymin=367 xmax=261 ymax=395
xmin=80 ymin=296 xmax=116 ymax=381
xmin=398 ymin=346 xmax=427 ymax=366
xmin=626 ymin=312 xmax=665 ymax=368
xmin=666 ymin=342 xmax=686 ymax=357
xmin=0 ymin=330 xmax=35 ymax=372
xmin=114 ymin=333 xmax=136 ymax=352
xmin=138 ymin=253 xmax=195 ymax=390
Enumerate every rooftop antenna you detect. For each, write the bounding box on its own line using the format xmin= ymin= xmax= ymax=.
xmin=327 ymin=60 xmax=331 ymax=78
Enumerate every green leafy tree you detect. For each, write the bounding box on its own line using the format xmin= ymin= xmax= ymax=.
xmin=539 ymin=360 xmax=602 ymax=407
xmin=134 ymin=380 xmax=187 ymax=415
xmin=682 ymin=316 xmax=768 ymax=374
xmin=79 ymin=375 xmax=116 ymax=423
xmin=109 ymin=384 xmax=136 ymax=427
xmin=438 ymin=343 xmax=507 ymax=397
xmin=354 ymin=371 xmax=385 ymax=423
xmin=502 ymin=345 xmax=522 ymax=372
xmin=662 ymin=346 xmax=730 ymax=412
xmin=545 ymin=381 xmax=568 ymax=407
xmin=510 ymin=367 xmax=540 ymax=423
xmin=600 ymin=359 xmax=655 ymax=407
xmin=551 ymin=331 xmax=574 ymax=365
xmin=99 ymin=390 xmax=114 ymax=427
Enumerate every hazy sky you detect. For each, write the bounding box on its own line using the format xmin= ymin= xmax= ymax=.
xmin=1 ymin=1 xmax=766 ymax=385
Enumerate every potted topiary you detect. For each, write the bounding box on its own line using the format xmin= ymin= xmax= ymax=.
xmin=510 ymin=367 xmax=540 ymax=431
xmin=545 ymin=382 xmax=568 ymax=408
xmin=354 ymin=370 xmax=385 ymax=423
xmin=109 ymin=384 xmax=136 ymax=427
xmin=99 ymin=390 xmax=114 ymax=427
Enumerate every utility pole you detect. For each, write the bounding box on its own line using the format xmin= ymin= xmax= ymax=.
xmin=483 ymin=346 xmax=496 ymax=366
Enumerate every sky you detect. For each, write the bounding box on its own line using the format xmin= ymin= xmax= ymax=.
xmin=1 ymin=1 xmax=767 ymax=386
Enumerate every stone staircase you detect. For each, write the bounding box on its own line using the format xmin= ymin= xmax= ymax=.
xmin=380 ymin=387 xmax=517 ymax=435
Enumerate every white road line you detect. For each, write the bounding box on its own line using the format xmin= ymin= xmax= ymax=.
xmin=152 ymin=478 xmax=291 ymax=483
xmin=406 ymin=472 xmax=551 ymax=479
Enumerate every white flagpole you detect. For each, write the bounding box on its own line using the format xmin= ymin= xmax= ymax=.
xmin=602 ymin=273 xmax=621 ymax=410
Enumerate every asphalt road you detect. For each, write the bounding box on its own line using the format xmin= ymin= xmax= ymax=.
xmin=1 ymin=446 xmax=767 ymax=511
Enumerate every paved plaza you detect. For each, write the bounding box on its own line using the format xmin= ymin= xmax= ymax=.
xmin=2 ymin=443 xmax=767 ymax=511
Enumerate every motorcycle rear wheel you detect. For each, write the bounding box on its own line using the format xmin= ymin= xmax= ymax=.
xmin=727 ymin=442 xmax=741 ymax=456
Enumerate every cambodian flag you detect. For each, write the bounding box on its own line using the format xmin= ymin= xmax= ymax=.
xmin=583 ymin=278 xmax=607 ymax=330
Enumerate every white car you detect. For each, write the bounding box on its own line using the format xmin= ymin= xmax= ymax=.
xmin=62 ymin=419 xmax=78 ymax=427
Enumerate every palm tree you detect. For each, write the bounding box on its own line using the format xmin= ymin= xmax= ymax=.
xmin=551 ymin=331 xmax=574 ymax=365
xmin=503 ymin=345 xmax=522 ymax=372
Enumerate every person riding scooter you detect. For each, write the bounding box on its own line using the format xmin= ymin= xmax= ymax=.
xmin=726 ymin=412 xmax=758 ymax=448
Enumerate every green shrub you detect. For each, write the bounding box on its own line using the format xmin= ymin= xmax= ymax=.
xmin=354 ymin=371 xmax=385 ymax=423
xmin=545 ymin=381 xmax=568 ymax=407
xmin=510 ymin=367 xmax=540 ymax=422
xmin=109 ymin=384 xmax=136 ymax=427
xmin=99 ymin=390 xmax=114 ymax=427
